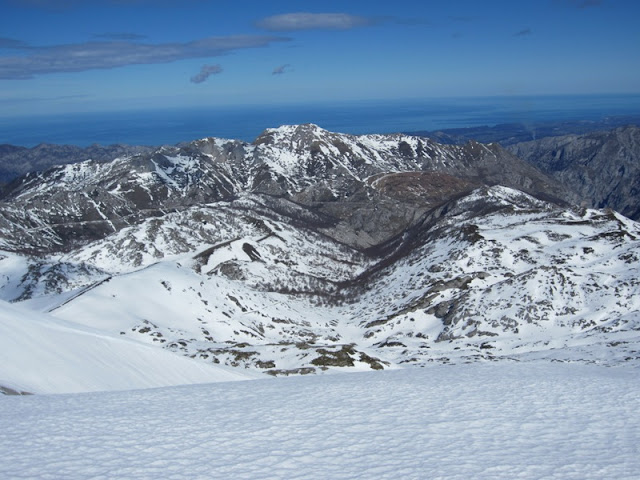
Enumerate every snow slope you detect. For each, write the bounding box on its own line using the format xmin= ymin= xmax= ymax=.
xmin=1 ymin=363 xmax=638 ymax=479
xmin=0 ymin=300 xmax=252 ymax=394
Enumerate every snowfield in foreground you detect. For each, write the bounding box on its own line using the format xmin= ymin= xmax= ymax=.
xmin=1 ymin=363 xmax=638 ymax=480
xmin=0 ymin=300 xmax=253 ymax=394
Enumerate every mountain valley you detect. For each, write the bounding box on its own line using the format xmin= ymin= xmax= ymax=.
xmin=1 ymin=124 xmax=639 ymax=394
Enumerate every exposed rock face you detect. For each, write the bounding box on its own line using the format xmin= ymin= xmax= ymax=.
xmin=507 ymin=125 xmax=640 ymax=219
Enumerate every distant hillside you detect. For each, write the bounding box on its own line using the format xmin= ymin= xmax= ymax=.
xmin=0 ymin=144 xmax=27 ymax=156
xmin=0 ymin=143 xmax=154 ymax=186
xmin=507 ymin=125 xmax=640 ymax=220
xmin=408 ymin=115 xmax=640 ymax=146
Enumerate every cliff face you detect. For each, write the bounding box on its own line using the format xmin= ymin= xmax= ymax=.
xmin=508 ymin=125 xmax=640 ymax=219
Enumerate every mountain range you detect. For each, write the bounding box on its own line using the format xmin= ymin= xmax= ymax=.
xmin=1 ymin=123 xmax=639 ymax=394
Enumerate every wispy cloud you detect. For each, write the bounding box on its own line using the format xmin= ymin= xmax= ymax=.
xmin=256 ymin=12 xmax=375 ymax=31
xmin=190 ymin=63 xmax=222 ymax=83
xmin=0 ymin=35 xmax=289 ymax=80
xmin=272 ymin=64 xmax=291 ymax=75
xmin=514 ymin=28 xmax=533 ymax=37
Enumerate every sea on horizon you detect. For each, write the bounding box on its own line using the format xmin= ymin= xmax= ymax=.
xmin=1 ymin=94 xmax=640 ymax=148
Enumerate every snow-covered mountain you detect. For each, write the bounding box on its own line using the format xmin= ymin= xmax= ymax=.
xmin=0 ymin=124 xmax=572 ymax=252
xmin=1 ymin=125 xmax=638 ymax=394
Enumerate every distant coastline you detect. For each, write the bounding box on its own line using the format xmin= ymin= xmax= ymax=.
xmin=2 ymin=93 xmax=640 ymax=147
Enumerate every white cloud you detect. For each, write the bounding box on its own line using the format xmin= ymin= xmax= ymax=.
xmin=256 ymin=12 xmax=374 ymax=31
xmin=0 ymin=35 xmax=289 ymax=80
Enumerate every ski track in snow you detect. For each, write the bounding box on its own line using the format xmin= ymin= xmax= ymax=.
xmin=1 ymin=363 xmax=639 ymax=480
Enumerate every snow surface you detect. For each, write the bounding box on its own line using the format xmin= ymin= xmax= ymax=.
xmin=1 ymin=363 xmax=638 ymax=479
xmin=0 ymin=300 xmax=252 ymax=394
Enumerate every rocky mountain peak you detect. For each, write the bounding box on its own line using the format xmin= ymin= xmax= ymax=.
xmin=253 ymin=123 xmax=328 ymax=147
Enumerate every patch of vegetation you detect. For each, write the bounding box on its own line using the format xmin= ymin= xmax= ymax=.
xmin=255 ymin=360 xmax=276 ymax=369
xmin=364 ymin=318 xmax=391 ymax=329
xmin=460 ymin=224 xmax=483 ymax=243
xmin=242 ymin=242 xmax=262 ymax=261
xmin=311 ymin=345 xmax=356 ymax=367
xmin=358 ymin=352 xmax=386 ymax=370
xmin=376 ymin=340 xmax=406 ymax=348
xmin=265 ymin=367 xmax=316 ymax=376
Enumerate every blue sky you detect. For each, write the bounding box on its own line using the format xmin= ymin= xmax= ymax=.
xmin=1 ymin=0 xmax=639 ymax=118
